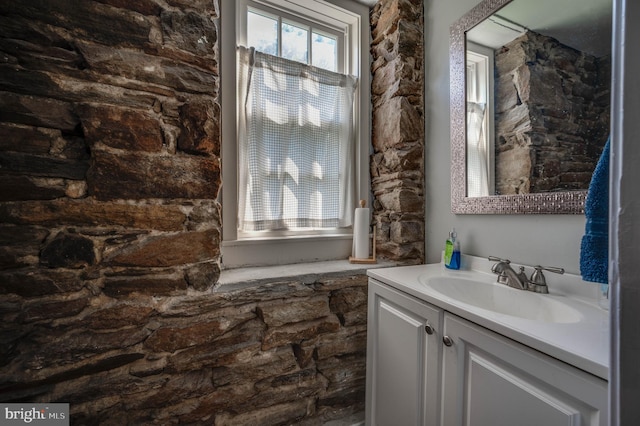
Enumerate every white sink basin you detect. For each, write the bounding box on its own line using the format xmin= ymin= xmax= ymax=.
xmin=421 ymin=276 xmax=583 ymax=323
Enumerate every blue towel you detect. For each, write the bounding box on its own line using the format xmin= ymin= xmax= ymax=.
xmin=580 ymin=137 xmax=610 ymax=284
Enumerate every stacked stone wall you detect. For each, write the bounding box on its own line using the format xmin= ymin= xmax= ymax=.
xmin=0 ymin=0 xmax=371 ymax=423
xmin=494 ymin=30 xmax=610 ymax=194
xmin=370 ymin=0 xmax=425 ymax=264
xmin=2 ymin=266 xmax=367 ymax=424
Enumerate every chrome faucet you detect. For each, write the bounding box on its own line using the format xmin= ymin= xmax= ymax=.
xmin=488 ymin=256 xmax=564 ymax=294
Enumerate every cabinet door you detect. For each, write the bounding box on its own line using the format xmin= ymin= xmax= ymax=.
xmin=441 ymin=313 xmax=608 ymax=426
xmin=365 ymin=279 xmax=443 ymax=426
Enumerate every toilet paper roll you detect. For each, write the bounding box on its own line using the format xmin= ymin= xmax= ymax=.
xmin=353 ymin=202 xmax=370 ymax=259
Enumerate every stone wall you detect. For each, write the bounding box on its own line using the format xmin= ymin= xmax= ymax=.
xmin=370 ymin=0 xmax=425 ymax=264
xmin=2 ymin=267 xmax=368 ymax=424
xmin=494 ymin=31 xmax=610 ymax=194
xmin=0 ymin=0 xmax=373 ymax=424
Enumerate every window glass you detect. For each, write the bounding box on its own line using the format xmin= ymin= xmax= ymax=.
xmin=248 ymin=10 xmax=278 ymax=55
xmin=312 ymin=32 xmax=337 ymax=71
xmin=247 ymin=7 xmax=338 ymax=72
xmin=281 ymin=22 xmax=309 ymax=64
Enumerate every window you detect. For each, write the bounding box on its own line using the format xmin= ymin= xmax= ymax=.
xmin=246 ymin=7 xmax=340 ymax=72
xmin=220 ymin=0 xmax=370 ymax=268
xmin=466 ymin=42 xmax=495 ymax=197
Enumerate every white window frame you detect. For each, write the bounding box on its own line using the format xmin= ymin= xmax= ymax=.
xmin=220 ymin=0 xmax=371 ymax=268
xmin=466 ymin=42 xmax=495 ymax=196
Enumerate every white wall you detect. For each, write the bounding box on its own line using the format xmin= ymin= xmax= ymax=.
xmin=423 ymin=0 xmax=587 ymax=273
xmin=421 ymin=0 xmax=640 ymax=420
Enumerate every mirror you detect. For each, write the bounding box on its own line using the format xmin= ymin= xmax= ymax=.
xmin=450 ymin=0 xmax=612 ymax=214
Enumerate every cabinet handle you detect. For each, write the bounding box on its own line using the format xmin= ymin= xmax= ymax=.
xmin=443 ymin=335 xmax=453 ymax=347
xmin=425 ymin=324 xmax=435 ymax=335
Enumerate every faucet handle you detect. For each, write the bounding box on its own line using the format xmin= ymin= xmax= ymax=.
xmin=530 ymin=265 xmax=565 ymax=284
xmin=542 ymin=266 xmax=565 ymax=275
xmin=528 ymin=265 xmax=565 ymax=293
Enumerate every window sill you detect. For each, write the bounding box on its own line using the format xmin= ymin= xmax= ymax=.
xmin=220 ymin=234 xmax=358 ymax=269
xmin=217 ymin=259 xmax=396 ymax=291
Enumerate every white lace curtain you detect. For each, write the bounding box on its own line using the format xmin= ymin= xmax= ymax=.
xmin=466 ymin=101 xmax=490 ymax=197
xmin=237 ymin=46 xmax=358 ymax=232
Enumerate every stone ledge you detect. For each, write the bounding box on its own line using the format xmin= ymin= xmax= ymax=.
xmin=218 ymin=260 xmax=395 ymax=291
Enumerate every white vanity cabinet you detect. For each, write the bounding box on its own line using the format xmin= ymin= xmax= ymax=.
xmin=441 ymin=314 xmax=608 ymax=426
xmin=366 ymin=277 xmax=608 ymax=426
xmin=365 ymin=279 xmax=443 ymax=426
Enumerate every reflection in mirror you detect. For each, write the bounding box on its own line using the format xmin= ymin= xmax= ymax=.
xmin=466 ymin=0 xmax=611 ymax=197
xmin=450 ymin=0 xmax=612 ymax=214
xmin=466 ymin=41 xmax=494 ymax=197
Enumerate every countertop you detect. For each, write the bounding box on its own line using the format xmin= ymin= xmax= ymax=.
xmin=367 ymin=256 xmax=609 ymax=380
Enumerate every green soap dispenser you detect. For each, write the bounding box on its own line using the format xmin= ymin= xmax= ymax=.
xmin=444 ymin=228 xmax=461 ymax=270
